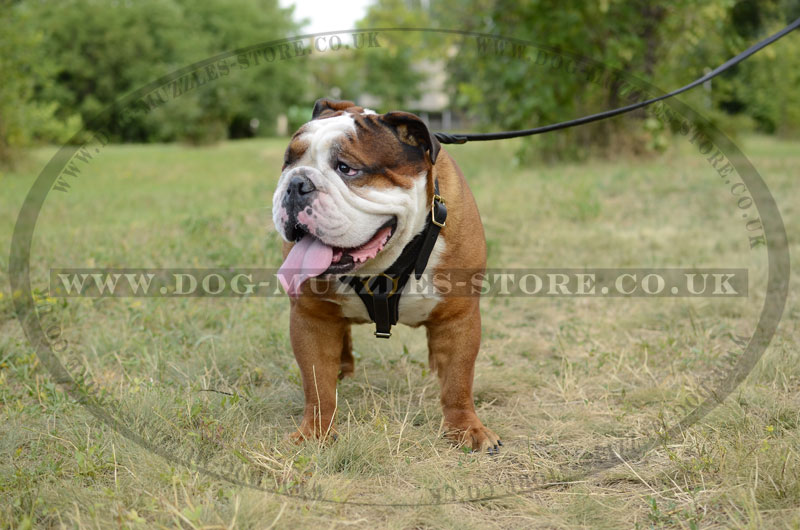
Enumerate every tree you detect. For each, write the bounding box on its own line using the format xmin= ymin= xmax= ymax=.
xmin=428 ymin=0 xmax=800 ymax=160
xmin=2 ymin=0 xmax=310 ymax=154
xmin=0 ymin=2 xmax=82 ymax=166
xmin=713 ymin=0 xmax=800 ymax=135
xmin=309 ymin=0 xmax=445 ymax=112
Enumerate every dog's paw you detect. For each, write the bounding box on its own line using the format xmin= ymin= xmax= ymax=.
xmin=288 ymin=423 xmax=337 ymax=444
xmin=338 ymin=363 xmax=354 ymax=380
xmin=444 ymin=417 xmax=502 ymax=455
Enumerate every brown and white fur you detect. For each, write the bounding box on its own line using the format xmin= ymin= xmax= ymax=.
xmin=272 ymin=98 xmax=500 ymax=453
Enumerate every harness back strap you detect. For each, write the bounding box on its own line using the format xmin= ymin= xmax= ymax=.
xmin=341 ymin=179 xmax=447 ymax=338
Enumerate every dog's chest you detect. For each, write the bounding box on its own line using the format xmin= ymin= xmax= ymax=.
xmin=337 ymin=277 xmax=440 ymax=326
xmin=334 ymin=239 xmax=445 ymax=327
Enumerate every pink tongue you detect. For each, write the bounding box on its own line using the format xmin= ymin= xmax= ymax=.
xmin=277 ymin=235 xmax=334 ymax=297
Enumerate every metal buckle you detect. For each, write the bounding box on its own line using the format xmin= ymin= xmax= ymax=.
xmin=374 ymin=331 xmax=392 ymax=339
xmin=361 ymin=272 xmax=400 ymax=296
xmin=431 ymin=194 xmax=446 ymax=228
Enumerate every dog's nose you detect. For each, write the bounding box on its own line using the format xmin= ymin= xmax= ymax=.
xmin=287 ymin=174 xmax=316 ymax=197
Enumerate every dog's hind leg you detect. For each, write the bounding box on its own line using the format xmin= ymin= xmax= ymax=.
xmin=339 ymin=325 xmax=354 ymax=379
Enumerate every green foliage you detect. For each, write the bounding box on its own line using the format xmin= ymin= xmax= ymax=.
xmin=435 ymin=0 xmax=698 ymax=160
xmin=302 ymin=0 xmax=436 ymax=112
xmin=432 ymin=0 xmax=800 ymax=161
xmin=352 ymin=0 xmax=434 ymax=110
xmin=3 ymin=0 xmax=799 ymax=167
xmin=0 ymin=3 xmax=83 ymax=166
xmin=1 ymin=0 xmax=308 ymax=161
xmin=713 ymin=0 xmax=800 ymax=135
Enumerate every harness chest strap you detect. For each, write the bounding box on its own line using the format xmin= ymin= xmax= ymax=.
xmin=341 ymin=179 xmax=447 ymax=338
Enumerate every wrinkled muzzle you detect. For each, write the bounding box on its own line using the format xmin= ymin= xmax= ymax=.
xmin=272 ymin=167 xmax=397 ymax=297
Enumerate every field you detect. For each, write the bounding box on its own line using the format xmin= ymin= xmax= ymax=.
xmin=1 ymin=134 xmax=798 ymax=528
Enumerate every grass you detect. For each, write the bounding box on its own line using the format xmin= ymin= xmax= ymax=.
xmin=1 ymin=133 xmax=799 ymax=528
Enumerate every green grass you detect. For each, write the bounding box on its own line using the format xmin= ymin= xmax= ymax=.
xmin=1 ymin=134 xmax=799 ymax=528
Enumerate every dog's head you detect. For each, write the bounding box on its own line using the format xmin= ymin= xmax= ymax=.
xmin=273 ymin=98 xmax=441 ymax=296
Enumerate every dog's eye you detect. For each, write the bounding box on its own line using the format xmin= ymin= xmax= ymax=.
xmin=336 ymin=161 xmax=359 ymax=177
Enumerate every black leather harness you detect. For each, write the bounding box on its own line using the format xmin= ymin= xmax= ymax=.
xmin=340 ymin=179 xmax=447 ymax=338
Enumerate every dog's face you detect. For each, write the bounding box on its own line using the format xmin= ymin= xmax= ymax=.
xmin=273 ymin=98 xmax=440 ymax=296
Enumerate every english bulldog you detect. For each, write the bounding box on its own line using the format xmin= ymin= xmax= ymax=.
xmin=272 ymin=98 xmax=501 ymax=453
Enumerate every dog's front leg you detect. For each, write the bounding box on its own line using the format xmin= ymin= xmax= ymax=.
xmin=426 ymin=303 xmax=501 ymax=453
xmin=289 ymin=303 xmax=346 ymax=442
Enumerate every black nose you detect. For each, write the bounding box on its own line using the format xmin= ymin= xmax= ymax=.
xmin=287 ymin=175 xmax=316 ymax=197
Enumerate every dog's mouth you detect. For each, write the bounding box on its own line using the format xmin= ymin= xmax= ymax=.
xmin=278 ymin=217 xmax=397 ymax=297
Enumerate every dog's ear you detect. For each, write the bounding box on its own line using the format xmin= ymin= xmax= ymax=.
xmin=312 ymin=98 xmax=357 ymax=120
xmin=382 ymin=111 xmax=441 ymax=165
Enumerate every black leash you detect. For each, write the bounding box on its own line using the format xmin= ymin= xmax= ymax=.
xmin=434 ymin=16 xmax=800 ymax=145
xmin=341 ymin=179 xmax=447 ymax=338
